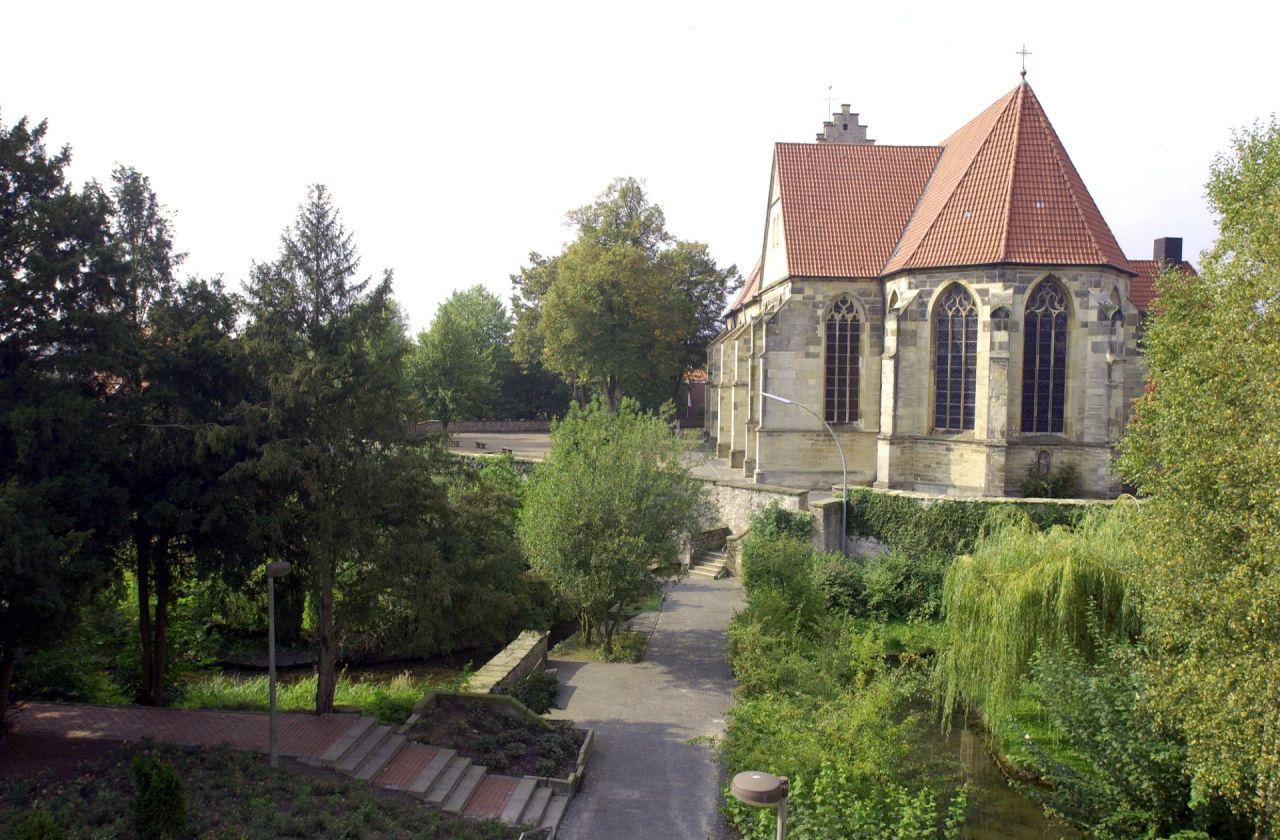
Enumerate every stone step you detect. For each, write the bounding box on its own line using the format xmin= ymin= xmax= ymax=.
xmin=373 ymin=742 xmax=438 ymax=790
xmin=689 ymin=565 xmax=725 ymax=579
xmin=424 ymin=755 xmax=472 ymax=806
xmin=354 ymin=733 xmax=406 ymax=781
xmin=520 ymin=784 xmax=553 ymax=826
xmin=701 ymin=550 xmax=727 ymax=560
xmin=336 ymin=723 xmax=392 ymax=774
xmin=407 ymin=747 xmax=456 ymax=794
xmin=540 ymin=793 xmax=570 ymax=836
xmin=318 ymin=715 xmax=376 ymax=765
xmin=499 ymin=777 xmax=539 ymax=825
xmin=442 ymin=764 xmax=487 ymax=814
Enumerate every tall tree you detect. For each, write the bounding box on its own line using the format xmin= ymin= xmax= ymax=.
xmin=1117 ymin=119 xmax=1280 ymax=834
xmin=511 ymin=178 xmax=739 ymax=411
xmin=243 ymin=185 xmax=415 ymax=713
xmin=517 ymin=398 xmax=703 ymax=654
xmin=108 ymin=167 xmax=253 ymax=706
xmin=407 ymin=287 xmax=499 ymax=431
xmin=0 ymin=117 xmax=125 ymax=726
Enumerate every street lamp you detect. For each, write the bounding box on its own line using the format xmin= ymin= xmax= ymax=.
xmin=759 ymin=391 xmax=848 ymax=556
xmin=266 ymin=560 xmax=292 ymax=768
xmin=731 ymin=770 xmax=789 ymax=840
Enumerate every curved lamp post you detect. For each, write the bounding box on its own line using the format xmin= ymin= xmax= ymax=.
xmin=731 ymin=770 xmax=789 ymax=840
xmin=759 ymin=391 xmax=848 ymax=556
xmin=266 ymin=560 xmax=292 ymax=768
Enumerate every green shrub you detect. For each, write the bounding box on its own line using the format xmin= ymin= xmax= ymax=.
xmin=1020 ymin=462 xmax=1080 ymax=498
xmin=601 ymin=628 xmax=647 ymax=663
xmin=747 ymin=501 xmax=815 ymax=542
xmin=131 ymin=754 xmax=187 ymax=840
xmin=510 ymin=669 xmax=559 ymax=714
xmin=11 ymin=809 xmax=66 ymax=840
xmin=812 ymin=553 xmax=866 ymax=615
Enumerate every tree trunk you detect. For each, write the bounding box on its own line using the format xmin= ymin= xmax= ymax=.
xmin=134 ymin=524 xmax=154 ymax=705
xmin=149 ymin=536 xmax=171 ymax=707
xmin=600 ymin=606 xmax=614 ymax=655
xmin=605 ymin=376 xmax=622 ymax=414
xmin=0 ymin=637 xmax=17 ymax=734
xmin=314 ymin=560 xmax=337 ymax=714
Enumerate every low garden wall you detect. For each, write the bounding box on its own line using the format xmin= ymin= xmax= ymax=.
xmin=467 ymin=630 xmax=549 ymax=695
xmin=415 ymin=420 xmax=553 ymax=434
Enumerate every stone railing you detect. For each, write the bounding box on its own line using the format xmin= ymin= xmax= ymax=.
xmin=468 ymin=630 xmax=549 ymax=695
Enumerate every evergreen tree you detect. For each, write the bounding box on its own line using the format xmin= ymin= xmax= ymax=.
xmin=0 ymin=116 xmax=125 ymax=726
xmin=242 ymin=185 xmax=418 ymax=713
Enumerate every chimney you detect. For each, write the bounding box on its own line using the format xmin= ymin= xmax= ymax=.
xmin=1153 ymin=237 xmax=1183 ymax=264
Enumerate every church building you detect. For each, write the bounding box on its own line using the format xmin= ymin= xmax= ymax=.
xmin=706 ymin=80 xmax=1191 ymax=497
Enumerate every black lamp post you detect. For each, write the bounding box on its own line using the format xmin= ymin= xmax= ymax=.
xmin=266 ymin=561 xmax=292 ymax=768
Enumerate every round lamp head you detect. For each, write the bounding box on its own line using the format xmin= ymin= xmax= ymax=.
xmin=266 ymin=561 xmax=293 ymax=579
xmin=730 ymin=771 xmax=788 ymax=808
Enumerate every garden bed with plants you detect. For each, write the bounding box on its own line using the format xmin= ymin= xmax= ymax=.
xmin=405 ymin=695 xmax=584 ymax=778
xmin=0 ymin=741 xmax=515 ymax=839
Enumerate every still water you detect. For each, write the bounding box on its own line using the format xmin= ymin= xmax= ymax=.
xmin=934 ymin=721 xmax=1081 ymax=840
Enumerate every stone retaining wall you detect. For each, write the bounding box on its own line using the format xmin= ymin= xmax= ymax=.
xmin=468 ymin=630 xmax=549 ymax=695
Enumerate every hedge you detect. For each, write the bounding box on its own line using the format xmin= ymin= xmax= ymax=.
xmin=844 ymin=488 xmax=1094 ymax=561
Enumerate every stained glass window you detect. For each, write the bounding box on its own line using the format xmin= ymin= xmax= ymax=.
xmin=824 ymin=296 xmax=860 ymax=423
xmin=1021 ymin=280 xmax=1068 ymax=433
xmin=934 ymin=287 xmax=977 ymax=431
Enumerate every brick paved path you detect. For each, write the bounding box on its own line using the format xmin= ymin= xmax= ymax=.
xmin=11 ymin=702 xmax=357 ymax=758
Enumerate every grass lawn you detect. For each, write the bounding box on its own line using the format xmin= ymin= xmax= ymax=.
xmin=0 ymin=741 xmax=515 ymax=839
xmin=176 ymin=667 xmax=466 ymax=725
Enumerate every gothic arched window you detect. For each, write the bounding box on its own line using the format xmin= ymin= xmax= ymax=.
xmin=934 ymin=286 xmax=977 ymax=431
xmin=824 ymin=295 xmax=860 ymax=423
xmin=1021 ymin=280 xmax=1069 ymax=433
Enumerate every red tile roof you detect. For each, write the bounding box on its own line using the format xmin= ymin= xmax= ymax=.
xmin=776 ymin=143 xmax=941 ymax=277
xmin=884 ymin=82 xmax=1129 ymax=273
xmin=725 ymin=258 xmax=761 ymax=316
xmin=1127 ymin=259 xmax=1197 ymax=312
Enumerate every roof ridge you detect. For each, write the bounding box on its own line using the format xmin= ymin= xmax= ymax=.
xmin=881 ymin=149 xmax=946 ymax=272
xmin=1033 ymin=86 xmax=1108 ymax=264
xmin=911 ymin=88 xmax=1021 ymax=268
xmin=996 ymin=83 xmax=1027 ymax=260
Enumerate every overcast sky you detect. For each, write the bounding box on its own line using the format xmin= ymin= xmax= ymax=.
xmin=6 ymin=0 xmax=1276 ymax=333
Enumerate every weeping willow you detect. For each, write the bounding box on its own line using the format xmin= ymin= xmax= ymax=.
xmin=933 ymin=501 xmax=1142 ymax=733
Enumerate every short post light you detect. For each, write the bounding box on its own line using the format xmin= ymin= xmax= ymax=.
xmin=731 ymin=770 xmax=789 ymax=840
xmin=266 ymin=561 xmax=292 ymax=768
xmin=759 ymin=391 xmax=848 ymax=556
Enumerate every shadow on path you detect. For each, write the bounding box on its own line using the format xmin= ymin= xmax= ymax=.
xmin=548 ymin=575 xmax=744 ymax=840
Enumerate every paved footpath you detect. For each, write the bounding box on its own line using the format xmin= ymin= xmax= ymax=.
xmin=8 ymin=702 xmax=358 ymax=759
xmin=548 ymin=575 xmax=744 ymax=840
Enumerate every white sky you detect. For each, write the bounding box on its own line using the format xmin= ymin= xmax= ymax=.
xmin=5 ymin=0 xmax=1276 ymax=333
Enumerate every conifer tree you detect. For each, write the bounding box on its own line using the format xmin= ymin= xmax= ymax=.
xmin=243 ymin=185 xmax=413 ymax=713
xmin=0 ymin=116 xmax=125 ymax=726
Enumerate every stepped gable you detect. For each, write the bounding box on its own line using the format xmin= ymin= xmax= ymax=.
xmin=776 ymin=142 xmax=941 ymax=278
xmin=884 ymin=82 xmax=1130 ymax=274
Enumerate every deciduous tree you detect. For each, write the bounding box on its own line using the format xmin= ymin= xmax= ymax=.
xmin=511 ymin=178 xmax=738 ymax=411
xmin=1117 ymin=118 xmax=1280 ymax=833
xmin=517 ymin=398 xmax=702 ymax=654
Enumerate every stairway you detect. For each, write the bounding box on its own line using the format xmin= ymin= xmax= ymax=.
xmin=316 ymin=715 xmax=571 ymax=836
xmin=688 ymin=547 xmax=729 ymax=579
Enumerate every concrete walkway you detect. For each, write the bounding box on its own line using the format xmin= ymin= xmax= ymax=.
xmin=548 ymin=575 xmax=744 ymax=840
